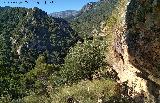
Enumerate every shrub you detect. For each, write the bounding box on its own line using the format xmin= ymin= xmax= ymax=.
xmin=25 ymin=55 xmax=59 ymax=94
xmin=50 ymin=79 xmax=117 ymax=103
xmin=59 ymin=38 xmax=107 ymax=84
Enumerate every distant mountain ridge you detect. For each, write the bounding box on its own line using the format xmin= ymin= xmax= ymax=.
xmin=49 ymin=2 xmax=97 ymax=19
xmin=49 ymin=0 xmax=118 ymax=39
xmin=49 ymin=0 xmax=113 ymax=19
xmin=49 ymin=10 xmax=79 ymax=19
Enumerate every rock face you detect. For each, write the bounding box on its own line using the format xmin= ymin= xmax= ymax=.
xmin=104 ymin=0 xmax=160 ymax=102
xmin=125 ymin=0 xmax=160 ymax=102
xmin=81 ymin=2 xmax=97 ymax=13
xmin=126 ymin=0 xmax=160 ymax=80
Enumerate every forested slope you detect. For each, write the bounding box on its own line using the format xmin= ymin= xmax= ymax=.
xmin=0 ymin=7 xmax=79 ymax=100
xmin=70 ymin=0 xmax=118 ymax=39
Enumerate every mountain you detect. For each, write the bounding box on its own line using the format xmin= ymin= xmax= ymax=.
xmin=49 ymin=2 xmax=97 ymax=20
xmin=70 ymin=0 xmax=118 ymax=38
xmin=0 ymin=7 xmax=81 ymax=99
xmin=69 ymin=0 xmax=160 ymax=102
xmin=1 ymin=0 xmax=160 ymax=103
xmin=80 ymin=2 xmax=97 ymax=13
xmin=0 ymin=7 xmax=79 ymax=66
xmin=49 ymin=10 xmax=79 ymax=19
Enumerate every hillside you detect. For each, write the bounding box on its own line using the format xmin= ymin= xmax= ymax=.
xmin=0 ymin=7 xmax=80 ymax=100
xmin=0 ymin=5 xmax=122 ymax=103
xmin=0 ymin=7 xmax=79 ymax=64
xmin=69 ymin=0 xmax=118 ymax=39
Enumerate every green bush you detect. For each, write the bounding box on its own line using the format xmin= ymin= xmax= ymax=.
xmin=59 ymin=38 xmax=107 ymax=84
xmin=50 ymin=79 xmax=117 ymax=103
xmin=16 ymin=94 xmax=51 ymax=103
xmin=25 ymin=55 xmax=59 ymax=94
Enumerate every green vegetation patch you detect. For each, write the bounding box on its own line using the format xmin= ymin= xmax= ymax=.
xmin=51 ymin=79 xmax=117 ymax=103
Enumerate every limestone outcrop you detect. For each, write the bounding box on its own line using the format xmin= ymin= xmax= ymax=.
xmin=104 ymin=0 xmax=160 ymax=102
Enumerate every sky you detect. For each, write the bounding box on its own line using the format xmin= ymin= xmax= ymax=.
xmin=0 ymin=0 xmax=98 ymax=13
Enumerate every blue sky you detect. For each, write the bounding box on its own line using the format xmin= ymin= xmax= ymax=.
xmin=0 ymin=0 xmax=98 ymax=13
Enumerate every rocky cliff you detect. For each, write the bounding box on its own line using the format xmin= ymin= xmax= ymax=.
xmin=103 ymin=0 xmax=160 ymax=102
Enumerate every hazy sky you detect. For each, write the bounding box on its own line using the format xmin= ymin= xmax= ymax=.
xmin=0 ymin=0 xmax=98 ymax=13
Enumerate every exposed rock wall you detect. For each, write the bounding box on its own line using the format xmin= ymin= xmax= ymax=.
xmin=105 ymin=0 xmax=160 ymax=102
xmin=124 ymin=0 xmax=160 ymax=102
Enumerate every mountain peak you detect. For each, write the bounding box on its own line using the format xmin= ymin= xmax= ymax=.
xmin=81 ymin=2 xmax=97 ymax=12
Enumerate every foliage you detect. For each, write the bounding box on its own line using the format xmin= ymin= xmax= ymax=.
xmin=0 ymin=7 xmax=78 ymax=100
xmin=70 ymin=0 xmax=118 ymax=38
xmin=59 ymin=38 xmax=107 ymax=84
xmin=0 ymin=31 xmax=12 ymax=67
xmin=0 ymin=1 xmax=144 ymax=102
xmin=25 ymin=55 xmax=59 ymax=94
xmin=50 ymin=79 xmax=117 ymax=103
xmin=20 ymin=94 xmax=51 ymax=103
xmin=4 ymin=79 xmax=119 ymax=103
